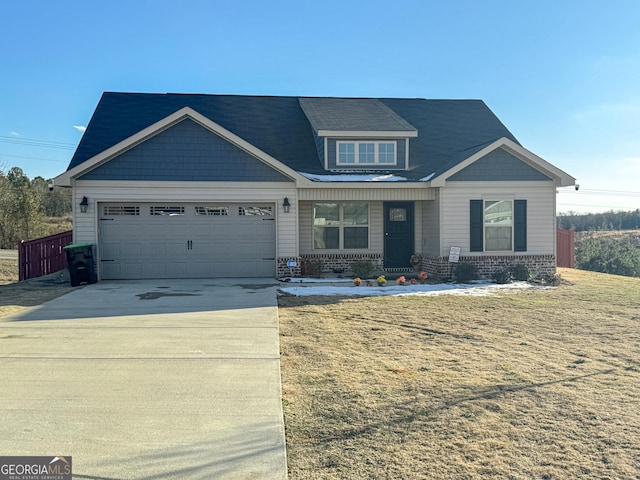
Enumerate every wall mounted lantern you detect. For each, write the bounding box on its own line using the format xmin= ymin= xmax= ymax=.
xmin=79 ymin=196 xmax=89 ymax=213
xmin=283 ymin=197 xmax=291 ymax=213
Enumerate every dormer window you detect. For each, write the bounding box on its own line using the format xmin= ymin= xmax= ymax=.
xmin=337 ymin=141 xmax=396 ymax=166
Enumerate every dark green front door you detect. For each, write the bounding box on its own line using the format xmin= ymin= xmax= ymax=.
xmin=384 ymin=202 xmax=414 ymax=268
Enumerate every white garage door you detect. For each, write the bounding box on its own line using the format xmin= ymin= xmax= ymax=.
xmin=99 ymin=203 xmax=276 ymax=279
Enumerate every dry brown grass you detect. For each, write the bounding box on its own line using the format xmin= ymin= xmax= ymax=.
xmin=278 ymin=268 xmax=640 ymax=479
xmin=0 ymin=258 xmax=75 ymax=318
xmin=0 ymin=256 xmax=18 ymax=285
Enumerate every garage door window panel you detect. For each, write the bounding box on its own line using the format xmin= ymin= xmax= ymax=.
xmin=239 ymin=206 xmax=273 ymax=216
xmin=195 ymin=206 xmax=229 ymax=216
xmin=150 ymin=206 xmax=185 ymax=216
xmin=104 ymin=206 xmax=140 ymax=216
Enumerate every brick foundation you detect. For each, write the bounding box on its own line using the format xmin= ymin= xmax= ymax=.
xmin=279 ymin=253 xmax=556 ymax=280
xmin=278 ymin=254 xmax=384 ymax=278
xmin=422 ymin=254 xmax=557 ymax=280
xmin=277 ymin=257 xmax=302 ymax=278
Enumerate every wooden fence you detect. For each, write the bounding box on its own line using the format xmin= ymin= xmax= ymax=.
xmin=18 ymin=230 xmax=73 ymax=281
xmin=556 ymin=228 xmax=575 ymax=268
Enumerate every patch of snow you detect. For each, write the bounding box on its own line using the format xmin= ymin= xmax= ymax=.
xmin=419 ymin=172 xmax=436 ymax=181
xmin=300 ymin=172 xmax=408 ymax=182
xmin=281 ymin=277 xmax=353 ymax=283
xmin=279 ymin=281 xmax=552 ymax=297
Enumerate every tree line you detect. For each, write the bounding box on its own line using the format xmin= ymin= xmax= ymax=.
xmin=0 ymin=166 xmax=72 ymax=249
xmin=558 ymin=209 xmax=640 ymax=231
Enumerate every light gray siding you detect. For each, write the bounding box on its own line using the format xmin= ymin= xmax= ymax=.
xmin=79 ymin=119 xmax=292 ymax=182
xmin=422 ymin=195 xmax=440 ymax=256
xmin=439 ymin=183 xmax=556 ymax=256
xmin=449 ymin=148 xmax=551 ymax=181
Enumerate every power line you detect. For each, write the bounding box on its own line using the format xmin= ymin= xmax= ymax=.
xmin=0 ymin=136 xmax=76 ymax=150
xmin=0 ymin=153 xmax=68 ymax=163
xmin=558 ymin=203 xmax=639 ymax=210
xmin=559 ymin=188 xmax=640 ymax=197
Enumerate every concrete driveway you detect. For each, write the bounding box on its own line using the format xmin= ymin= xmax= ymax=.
xmin=0 ymin=279 xmax=287 ymax=479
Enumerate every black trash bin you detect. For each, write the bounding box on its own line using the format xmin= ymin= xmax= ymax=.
xmin=63 ymin=243 xmax=98 ymax=287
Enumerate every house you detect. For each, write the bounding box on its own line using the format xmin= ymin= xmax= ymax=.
xmin=55 ymin=93 xmax=575 ymax=280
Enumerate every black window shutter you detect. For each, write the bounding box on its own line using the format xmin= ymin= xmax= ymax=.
xmin=470 ymin=200 xmax=483 ymax=252
xmin=514 ymin=199 xmax=527 ymax=251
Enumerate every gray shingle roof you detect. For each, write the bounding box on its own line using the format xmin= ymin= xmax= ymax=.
xmin=66 ymin=93 xmax=519 ymax=181
xmin=299 ymin=98 xmax=416 ymax=133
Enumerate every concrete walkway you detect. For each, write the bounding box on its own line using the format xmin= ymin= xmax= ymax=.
xmin=0 ymin=279 xmax=287 ymax=479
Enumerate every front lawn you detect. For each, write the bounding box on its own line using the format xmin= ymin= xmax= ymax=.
xmin=278 ymin=268 xmax=640 ymax=479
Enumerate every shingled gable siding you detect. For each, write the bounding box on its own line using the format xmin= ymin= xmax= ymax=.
xmin=326 ymin=138 xmax=407 ymax=170
xmin=449 ymin=148 xmax=552 ymax=181
xmin=79 ymin=119 xmax=292 ymax=182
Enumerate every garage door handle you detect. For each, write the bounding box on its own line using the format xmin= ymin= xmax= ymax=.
xmin=187 ymin=240 xmax=193 ymax=250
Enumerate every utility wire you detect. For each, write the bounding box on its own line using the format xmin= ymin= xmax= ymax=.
xmin=0 ymin=136 xmax=75 ymax=150
xmin=559 ymin=188 xmax=640 ymax=197
xmin=558 ymin=203 xmax=639 ymax=210
xmin=0 ymin=153 xmax=68 ymax=163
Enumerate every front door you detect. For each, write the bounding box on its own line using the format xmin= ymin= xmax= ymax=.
xmin=384 ymin=202 xmax=414 ymax=268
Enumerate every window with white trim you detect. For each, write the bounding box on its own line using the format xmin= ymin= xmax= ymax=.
xmin=313 ymin=202 xmax=369 ymax=249
xmin=484 ymin=200 xmax=513 ymax=251
xmin=337 ymin=142 xmax=396 ymax=166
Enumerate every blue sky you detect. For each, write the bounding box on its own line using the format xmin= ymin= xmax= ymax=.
xmin=1 ymin=0 xmax=639 ymax=213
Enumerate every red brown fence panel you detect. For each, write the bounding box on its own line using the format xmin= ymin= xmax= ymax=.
xmin=18 ymin=230 xmax=73 ymax=281
xmin=556 ymin=228 xmax=575 ymax=268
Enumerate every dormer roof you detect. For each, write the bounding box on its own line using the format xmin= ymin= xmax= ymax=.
xmin=299 ymin=97 xmax=417 ymax=137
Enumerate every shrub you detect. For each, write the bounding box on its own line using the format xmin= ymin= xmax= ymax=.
xmin=351 ymin=260 xmax=375 ymax=279
xmin=453 ymin=262 xmax=479 ymax=283
xmin=531 ymin=272 xmax=562 ymax=286
xmin=510 ymin=264 xmax=532 ymax=281
xmin=492 ymin=268 xmax=513 ymax=284
xmin=576 ymin=237 xmax=640 ymax=278
xmin=302 ymin=259 xmax=324 ymax=277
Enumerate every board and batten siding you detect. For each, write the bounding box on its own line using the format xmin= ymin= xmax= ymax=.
xmin=438 ymin=182 xmax=556 ymax=257
xmin=72 ymin=181 xmax=298 ymax=259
